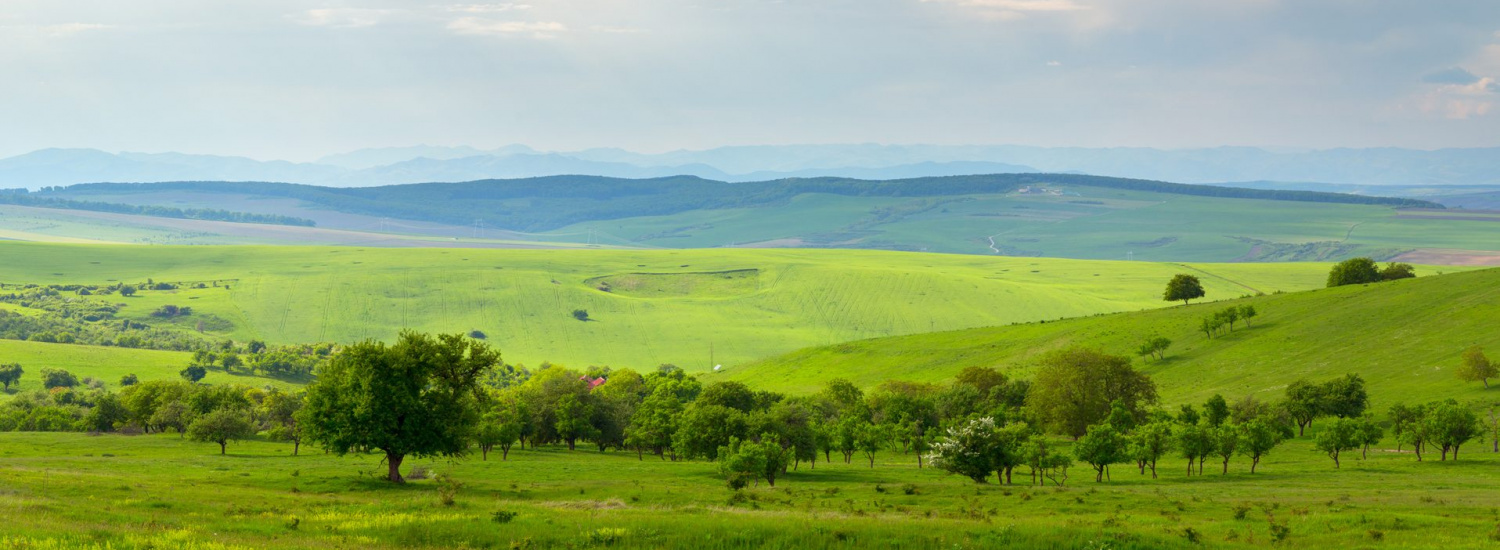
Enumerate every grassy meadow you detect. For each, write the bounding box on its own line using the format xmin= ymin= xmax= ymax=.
xmin=0 ymin=340 xmax=289 ymax=395
xmin=2 ymin=429 xmax=1499 ymax=549
xmin=722 ymin=267 xmax=1500 ymax=405
xmin=0 ymin=242 xmax=1348 ymax=370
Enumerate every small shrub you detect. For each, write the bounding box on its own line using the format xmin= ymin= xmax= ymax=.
xmin=901 ymin=483 xmax=918 ymax=495
xmin=1269 ymin=521 xmax=1290 ymax=543
xmin=408 ymin=465 xmax=431 ymax=480
xmin=1182 ymin=527 xmax=1201 ymax=544
xmin=435 ymin=473 xmax=462 ymax=506
xmin=1233 ymin=502 xmax=1253 ymax=520
xmin=1367 ymin=529 xmax=1384 ymax=541
xmin=572 ymin=309 xmax=590 ymax=322
xmin=491 ymin=510 xmax=518 ymax=524
xmin=587 ymin=528 xmax=627 ymax=545
xmin=468 ymin=330 xmax=487 ymax=339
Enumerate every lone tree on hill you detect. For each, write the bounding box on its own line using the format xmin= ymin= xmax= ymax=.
xmin=187 ymin=407 xmax=256 ymax=455
xmin=180 ymin=365 xmax=207 ymax=384
xmin=1380 ymin=262 xmax=1416 ymax=281
xmin=301 ymin=331 xmax=498 ymax=483
xmin=1457 ymin=345 xmax=1496 ymax=388
xmin=1163 ymin=274 xmax=1205 ymax=305
xmin=1326 ymin=257 xmax=1381 ymax=287
xmin=572 ymin=309 xmax=590 ymax=321
xmin=0 ymin=363 xmax=22 ymax=391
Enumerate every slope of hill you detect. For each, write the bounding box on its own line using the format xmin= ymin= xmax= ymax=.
xmin=0 ymin=242 xmax=1343 ymax=370
xmin=718 ymin=267 xmax=1500 ymax=407
xmin=26 ymin=174 xmax=1499 ymax=264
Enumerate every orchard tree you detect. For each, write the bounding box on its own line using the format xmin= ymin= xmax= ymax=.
xmin=1073 ymin=423 xmax=1128 ymax=482
xmin=1128 ymin=420 xmax=1174 ymax=478
xmin=626 ymin=386 xmax=683 ymax=460
xmin=1326 ymin=257 xmax=1380 ymax=287
xmin=1354 ymin=414 xmax=1383 ymax=460
xmin=1176 ymin=423 xmax=1214 ymax=476
xmin=261 ymin=390 xmax=305 ymax=455
xmin=1425 ymin=400 xmax=1481 ymax=461
xmin=1322 ymin=374 xmax=1369 ymax=419
xmin=1314 ymin=418 xmax=1360 ymax=468
xmin=180 ymin=365 xmax=207 ymax=384
xmin=1135 ymin=335 xmax=1172 ymax=362
xmin=927 ymin=417 xmax=999 ymax=484
xmin=1284 ymin=379 xmax=1324 ymax=436
xmin=300 ymin=331 xmax=498 ymax=483
xmin=1237 ymin=304 xmax=1258 ymax=327
xmin=187 ymin=407 xmax=256 ymax=455
xmin=554 ymin=393 xmax=598 ymax=451
xmin=1212 ymin=424 xmax=1240 ymax=474
xmin=1203 ymin=394 xmax=1230 ymax=427
xmin=1457 ymin=345 xmax=1496 ymax=388
xmin=1238 ymin=419 xmax=1283 ymax=473
xmin=1026 ymin=347 xmax=1158 ymax=438
xmin=0 ymin=363 xmax=23 ymax=391
xmin=1163 ymin=274 xmax=1206 ymax=305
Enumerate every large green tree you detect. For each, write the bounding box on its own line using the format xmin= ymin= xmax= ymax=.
xmin=187 ymin=407 xmax=256 ymax=455
xmin=1026 ymin=347 xmax=1159 ymax=438
xmin=0 ymin=363 xmax=22 ymax=391
xmin=1326 ymin=257 xmax=1381 ymax=287
xmin=1457 ymin=345 xmax=1496 ymax=388
xmin=300 ymin=331 xmax=498 ymax=482
xmin=1162 ymin=274 xmax=1206 ymax=305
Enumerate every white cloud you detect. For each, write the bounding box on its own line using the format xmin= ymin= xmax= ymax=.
xmin=1046 ymin=60 xmax=1062 ymax=66
xmin=446 ymin=4 xmax=533 ymax=14
xmin=920 ymin=0 xmax=1087 ymax=20
xmin=1415 ymin=76 xmax=1498 ymax=119
xmin=447 ymin=17 xmax=566 ymax=38
xmin=41 ymin=23 xmax=113 ymax=37
xmin=291 ymin=8 xmax=394 ymax=29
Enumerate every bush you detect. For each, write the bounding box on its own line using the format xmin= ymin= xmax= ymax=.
xmin=468 ymin=330 xmax=486 ymax=340
xmin=572 ymin=309 xmax=590 ymax=321
xmin=1327 ymin=258 xmax=1381 ymax=287
xmin=119 ymin=374 xmax=139 ymax=386
xmin=490 ymin=510 xmax=517 ymax=524
xmin=40 ymin=368 xmax=79 ymax=389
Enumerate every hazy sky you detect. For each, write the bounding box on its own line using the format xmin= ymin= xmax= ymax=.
xmin=3 ymin=1 xmax=1499 ymax=160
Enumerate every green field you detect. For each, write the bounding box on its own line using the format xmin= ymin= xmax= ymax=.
xmin=0 ymin=340 xmax=287 ymax=395
xmin=3 ymin=429 xmax=1499 ymax=549
xmin=720 ymin=267 xmax=1500 ymax=406
xmin=0 ymin=242 xmax=1349 ymax=370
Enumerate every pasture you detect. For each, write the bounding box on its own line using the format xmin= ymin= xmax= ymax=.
xmin=0 ymin=242 xmax=1343 ymax=370
xmin=1 ymin=430 xmax=1498 ymax=549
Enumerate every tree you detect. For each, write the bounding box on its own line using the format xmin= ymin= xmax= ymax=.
xmin=1203 ymin=394 xmax=1230 ymax=427
xmin=1424 ymin=400 xmax=1481 ymax=461
xmin=261 ymin=391 xmax=305 ymax=455
xmin=1135 ymin=335 xmax=1172 ymax=362
xmin=1176 ymin=424 xmax=1214 ymax=476
xmin=1387 ymin=403 xmax=1421 ymax=452
xmin=1212 ymin=424 xmax=1241 ymax=474
xmin=1238 ymin=419 xmax=1283 ymax=473
xmin=1284 ymin=379 xmax=1324 ymax=437
xmin=699 ymin=381 xmax=757 ymax=412
xmin=1163 ymin=274 xmax=1206 ymax=305
xmin=300 ymin=331 xmax=498 ymax=482
xmin=554 ymin=393 xmax=598 ymax=451
xmin=187 ymin=408 xmax=256 ymax=455
xmin=0 ymin=363 xmax=21 ymax=391
xmin=179 ymin=365 xmax=207 ymax=383
xmin=1073 ymin=423 xmax=1127 ymax=482
xmin=856 ymin=422 xmax=890 ymax=468
xmin=1457 ymin=345 xmax=1496 ymax=389
xmin=1354 ymin=414 xmax=1383 ymax=460
xmin=1237 ymin=304 xmax=1257 ymax=327
xmin=1021 ymin=435 xmax=1072 ymax=486
xmin=150 ymin=400 xmax=190 ymax=436
xmin=477 ymin=408 xmax=521 ymax=461
xmin=1380 ymin=262 xmax=1416 ymax=281
xmin=1026 ymin=347 xmax=1158 ymax=438
xmin=118 ymin=286 xmax=136 ymax=297
xmin=927 ymin=417 xmax=999 ymax=483
xmin=1326 ymin=257 xmax=1380 ymax=287
xmin=1176 ymin=404 xmax=1200 ymax=426
xmin=1321 ymin=374 xmax=1368 ymax=419
xmin=717 ymin=436 xmax=785 ymax=489
xmin=1128 ymin=421 xmax=1174 ymax=478
xmin=673 ymin=404 xmax=748 ymax=460
xmin=1314 ymin=418 xmax=1359 ymax=468
xmin=571 ymin=309 xmax=590 ymax=321
xmin=626 ymin=387 xmax=682 ymax=460
xmin=38 ymin=368 xmax=78 ymax=389
xmin=119 ymin=373 xmax=139 ymax=387
xmin=82 ymin=393 xmax=130 ymax=432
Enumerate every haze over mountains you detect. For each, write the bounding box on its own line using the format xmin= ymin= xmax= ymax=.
xmin=5 ymin=144 xmax=1500 ymax=190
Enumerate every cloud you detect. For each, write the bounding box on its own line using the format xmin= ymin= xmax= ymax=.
xmin=291 ymin=8 xmax=394 ymax=29
xmin=446 ymin=4 xmax=532 ymax=14
xmin=41 ymin=23 xmax=113 ymax=37
xmin=922 ymin=0 xmax=1085 ymax=11
xmin=447 ymin=17 xmax=566 ymax=38
xmin=1423 ymin=66 xmax=1481 ymax=85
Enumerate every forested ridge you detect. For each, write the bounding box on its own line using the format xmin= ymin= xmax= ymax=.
xmin=37 ymin=174 xmax=1440 ymax=232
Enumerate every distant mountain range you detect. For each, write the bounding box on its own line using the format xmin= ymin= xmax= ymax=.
xmin=4 ymin=144 xmax=1500 ymax=189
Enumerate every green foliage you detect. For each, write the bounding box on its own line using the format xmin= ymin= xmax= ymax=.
xmin=1314 ymin=418 xmax=1360 ymax=468
xmin=300 ymin=332 xmax=499 ymax=482
xmin=1327 ymin=257 xmax=1381 ymax=287
xmin=1203 ymin=395 xmax=1230 ymax=427
xmin=1073 ymin=423 xmax=1128 ymax=482
xmin=1135 ymin=335 xmax=1171 ymax=361
xmin=40 ymin=368 xmax=78 ymax=389
xmin=1380 ymin=262 xmax=1416 ymax=281
xmin=186 ymin=407 xmax=255 ymax=455
xmin=1163 ymin=274 xmax=1206 ymax=304
xmin=0 ymin=362 xmax=21 ymax=390
xmin=179 ymin=365 xmax=207 ymax=383
xmin=1237 ymin=419 xmax=1284 ymax=473
xmin=571 ymin=309 xmax=590 ymax=322
xmin=1026 ymin=347 xmax=1158 ymax=438
xmin=1457 ymin=345 xmax=1496 ymax=388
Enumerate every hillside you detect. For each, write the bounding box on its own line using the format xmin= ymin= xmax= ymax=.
xmin=18 ymin=175 xmax=1500 ymax=264
xmin=0 ymin=339 xmax=289 ymax=395
xmin=0 ymin=242 xmax=1344 ymax=370
xmin=718 ymin=267 xmax=1500 ymax=407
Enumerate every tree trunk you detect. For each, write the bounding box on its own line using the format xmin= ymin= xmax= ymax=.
xmin=219 ymin=441 xmax=227 ymax=455
xmin=293 ymin=438 xmax=300 ymax=456
xmin=1332 ymin=451 xmax=1340 ymax=468
xmin=502 ymin=445 xmax=510 ymax=461
xmin=482 ymin=446 xmax=489 ymax=461
xmin=1222 ymin=457 xmax=1229 ymax=474
xmin=1251 ymin=456 xmax=1260 ymax=473
xmin=1149 ymin=459 xmax=1157 ymax=479
xmin=386 ymin=452 xmax=406 ymax=483
xmin=1187 ymin=459 xmax=1193 ymax=476
xmin=1005 ymin=467 xmax=1013 ymax=485
xmin=566 ymin=438 xmax=576 ymax=451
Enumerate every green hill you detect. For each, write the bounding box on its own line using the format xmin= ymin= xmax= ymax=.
xmin=0 ymin=339 xmax=290 ymax=396
xmin=0 ymin=242 xmax=1345 ymax=370
xmin=24 ymin=175 xmax=1500 ymax=263
xmin=716 ymin=267 xmax=1500 ymax=407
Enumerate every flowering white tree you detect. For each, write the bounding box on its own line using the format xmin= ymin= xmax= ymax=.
xmin=927 ymin=417 xmax=998 ymax=483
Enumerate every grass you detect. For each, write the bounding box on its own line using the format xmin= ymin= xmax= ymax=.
xmin=0 ymin=242 xmax=1351 ymax=371
xmin=0 ymin=340 xmax=293 ymax=395
xmin=720 ymin=267 xmax=1500 ymax=407
xmin=2 ymin=430 xmax=1500 ymax=549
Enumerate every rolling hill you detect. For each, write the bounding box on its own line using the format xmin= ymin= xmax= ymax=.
xmin=716 ymin=266 xmax=1500 ymax=407
xmin=17 ymin=174 xmax=1500 ymax=264
xmin=0 ymin=242 xmax=1345 ymax=371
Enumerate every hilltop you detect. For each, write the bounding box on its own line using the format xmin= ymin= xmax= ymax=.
xmin=718 ymin=267 xmax=1500 ymax=407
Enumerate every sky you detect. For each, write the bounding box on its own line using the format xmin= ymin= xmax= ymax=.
xmin=3 ymin=0 xmax=1499 ymax=161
